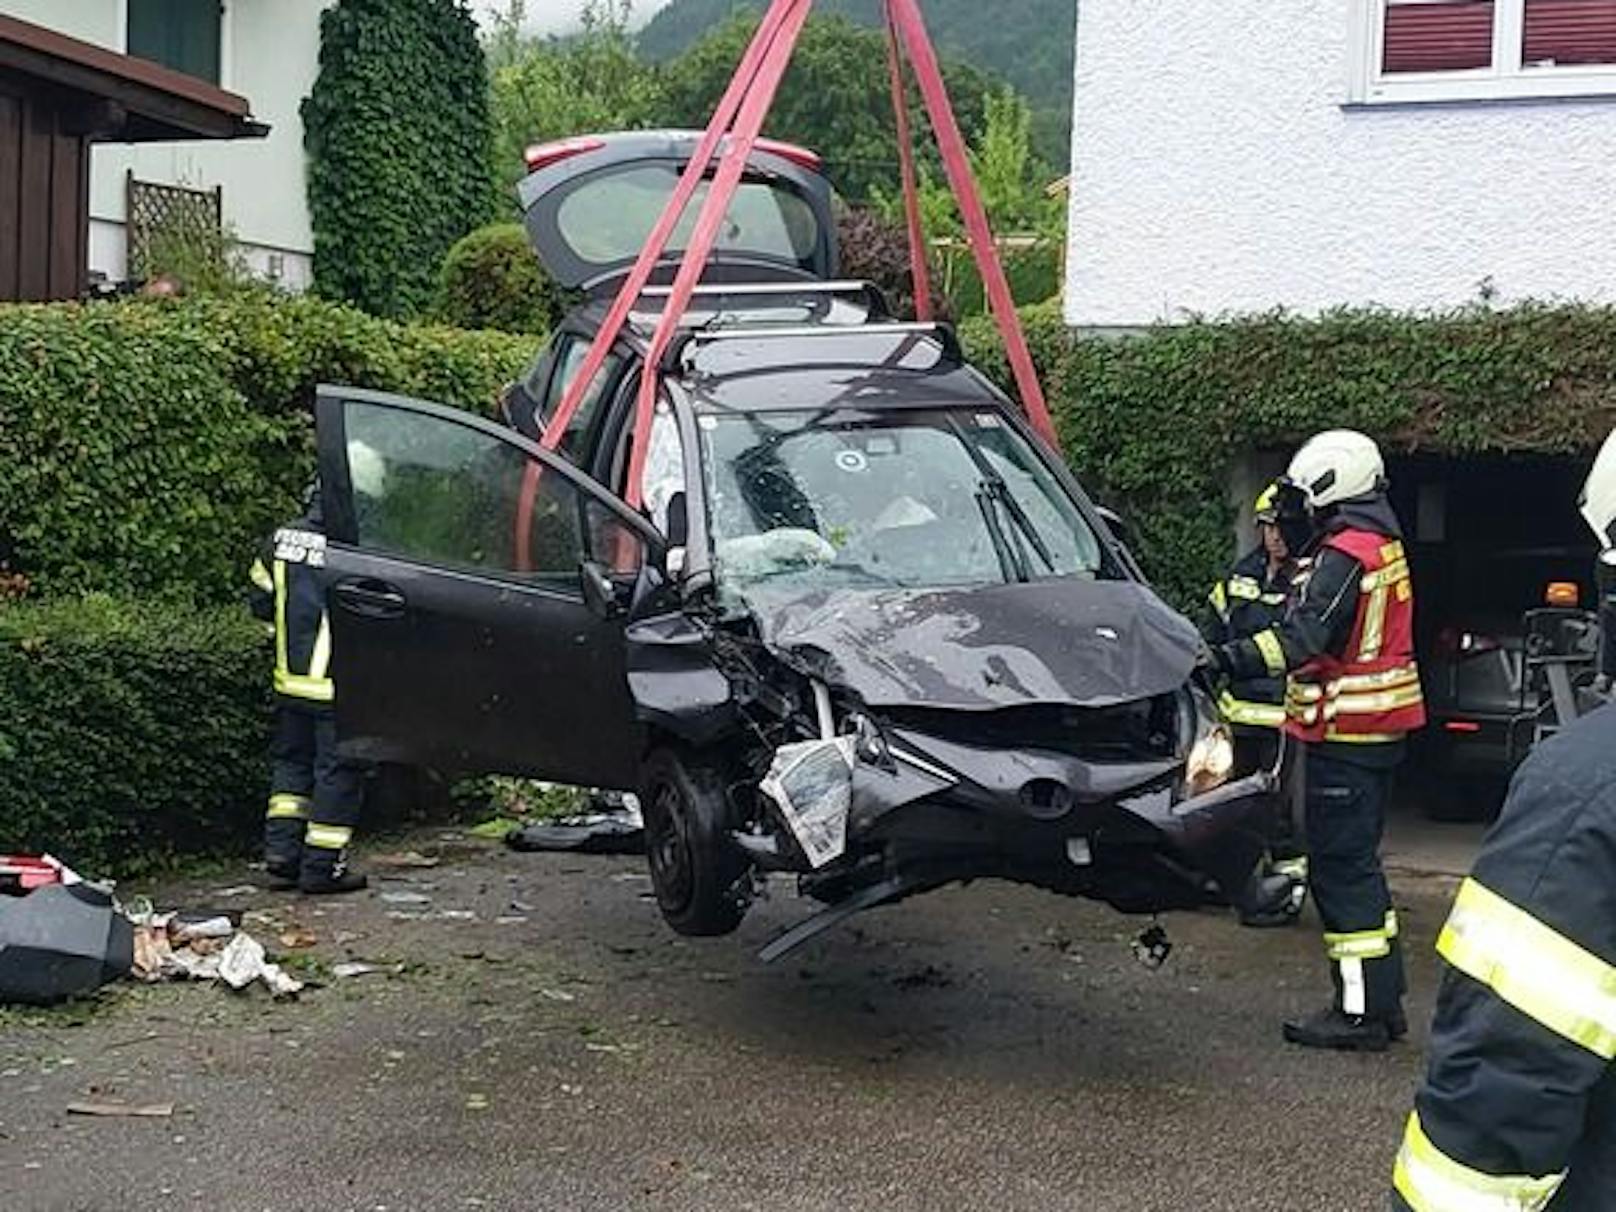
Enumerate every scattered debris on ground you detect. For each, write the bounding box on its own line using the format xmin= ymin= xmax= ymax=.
xmin=505 ymin=793 xmax=644 ymax=856
xmin=65 ymin=1100 xmax=174 ymax=1118
xmin=127 ymin=904 xmax=302 ymax=998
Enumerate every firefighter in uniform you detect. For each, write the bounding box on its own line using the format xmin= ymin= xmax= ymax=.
xmin=1210 ymin=430 xmax=1424 ymax=1051
xmin=1389 ymin=430 xmax=1616 ymax=1211
xmin=248 ymin=487 xmax=368 ymax=894
xmin=1204 ymin=483 xmax=1307 ymax=926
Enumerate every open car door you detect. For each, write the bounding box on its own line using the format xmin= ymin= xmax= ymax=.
xmin=314 ymin=386 xmax=664 ymax=790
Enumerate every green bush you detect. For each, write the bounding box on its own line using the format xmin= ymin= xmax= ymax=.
xmin=960 ymin=301 xmax=1616 ymax=610
xmin=0 ymin=294 xmax=536 ymax=601
xmin=0 ymin=596 xmax=270 ymax=874
xmin=434 ymin=223 xmax=565 ymax=334
xmin=936 ymin=239 xmax=1063 ymax=316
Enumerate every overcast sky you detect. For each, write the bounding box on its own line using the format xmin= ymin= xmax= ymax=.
xmin=470 ymin=0 xmax=675 ymax=37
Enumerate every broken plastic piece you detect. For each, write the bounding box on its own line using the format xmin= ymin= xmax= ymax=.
xmin=331 ymin=961 xmax=403 ymax=979
xmin=66 ymin=1101 xmax=174 ymax=1118
xmin=759 ymin=737 xmax=856 ymax=869
xmin=1132 ymin=924 xmax=1173 ymax=970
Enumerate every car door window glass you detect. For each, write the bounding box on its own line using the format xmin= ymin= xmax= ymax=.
xmin=543 ymin=336 xmax=622 ymax=460
xmin=342 ymin=400 xmax=587 ymax=586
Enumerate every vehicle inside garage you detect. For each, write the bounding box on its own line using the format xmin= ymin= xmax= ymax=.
xmin=1387 ymin=451 xmax=1598 ymax=819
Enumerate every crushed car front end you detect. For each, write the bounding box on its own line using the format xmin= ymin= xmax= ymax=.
xmin=623 ymin=363 xmax=1281 ymax=951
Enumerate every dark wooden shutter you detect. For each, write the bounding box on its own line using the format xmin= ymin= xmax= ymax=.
xmin=1524 ymin=0 xmax=1616 ymax=65
xmin=1383 ymin=1 xmax=1497 ymax=73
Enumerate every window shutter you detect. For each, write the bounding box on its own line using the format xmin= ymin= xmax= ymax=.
xmin=1383 ymin=0 xmax=1497 ymax=73
xmin=1524 ymin=0 xmax=1616 ymax=65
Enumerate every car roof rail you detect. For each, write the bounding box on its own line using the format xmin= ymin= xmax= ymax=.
xmin=665 ymin=320 xmax=964 ymax=373
xmin=636 ymin=279 xmax=891 ymax=316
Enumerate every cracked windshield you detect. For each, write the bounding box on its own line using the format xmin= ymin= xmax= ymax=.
xmin=700 ymin=407 xmax=1108 ymax=595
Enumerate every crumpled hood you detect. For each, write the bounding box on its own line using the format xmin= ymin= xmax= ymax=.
xmin=747 ymin=579 xmax=1204 ymax=710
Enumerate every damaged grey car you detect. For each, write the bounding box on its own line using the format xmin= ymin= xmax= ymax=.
xmin=312 ymin=132 xmax=1283 ymax=958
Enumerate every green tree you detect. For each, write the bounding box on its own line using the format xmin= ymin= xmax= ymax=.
xmin=302 ymin=0 xmax=492 ymax=319
xmin=638 ymin=0 xmax=1076 ymax=166
xmin=485 ymin=0 xmax=663 ymax=201
xmin=657 ymin=13 xmax=996 ymax=204
xmin=874 ymin=87 xmax=1062 ymax=238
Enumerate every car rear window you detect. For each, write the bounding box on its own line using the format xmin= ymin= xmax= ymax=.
xmin=556 ymin=165 xmax=821 ymax=272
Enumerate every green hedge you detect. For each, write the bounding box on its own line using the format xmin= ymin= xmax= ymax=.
xmin=961 ymin=301 xmax=1616 ymax=609
xmin=0 ymin=294 xmax=535 ymax=601
xmin=0 ymin=596 xmax=269 ymax=874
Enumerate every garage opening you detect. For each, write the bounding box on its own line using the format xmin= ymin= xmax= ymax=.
xmin=1387 ymin=451 xmax=1597 ymax=818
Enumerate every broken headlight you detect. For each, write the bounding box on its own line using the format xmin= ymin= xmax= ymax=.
xmin=1183 ymin=690 xmax=1235 ymax=796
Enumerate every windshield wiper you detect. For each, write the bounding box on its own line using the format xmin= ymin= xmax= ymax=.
xmin=974 ymin=484 xmax=1023 ymax=583
xmin=945 ymin=416 xmax=1055 ymax=582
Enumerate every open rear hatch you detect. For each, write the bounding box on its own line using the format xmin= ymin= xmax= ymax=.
xmin=516 ymin=130 xmax=839 ymax=294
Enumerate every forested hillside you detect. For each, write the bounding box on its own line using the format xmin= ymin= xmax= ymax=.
xmin=637 ymin=0 xmax=1075 ymax=162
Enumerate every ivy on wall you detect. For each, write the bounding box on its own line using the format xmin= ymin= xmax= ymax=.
xmin=961 ymin=302 xmax=1616 ymax=609
xmin=302 ymin=0 xmax=493 ymax=319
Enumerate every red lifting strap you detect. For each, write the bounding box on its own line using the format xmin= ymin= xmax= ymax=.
xmin=538 ymin=0 xmax=1058 ymax=517
xmin=885 ymin=8 xmax=932 ymax=324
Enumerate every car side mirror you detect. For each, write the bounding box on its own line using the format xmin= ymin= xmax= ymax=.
xmin=580 ymin=559 xmax=626 ymax=621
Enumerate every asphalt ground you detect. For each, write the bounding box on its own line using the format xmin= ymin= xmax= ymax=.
xmin=2 ymin=833 xmax=1460 ymax=1211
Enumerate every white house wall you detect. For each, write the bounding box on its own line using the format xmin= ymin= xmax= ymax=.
xmin=1064 ymin=0 xmax=1616 ymax=327
xmin=0 ymin=0 xmax=329 ymax=288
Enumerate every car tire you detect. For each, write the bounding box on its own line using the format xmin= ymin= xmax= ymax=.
xmin=640 ymin=747 xmax=750 ymax=936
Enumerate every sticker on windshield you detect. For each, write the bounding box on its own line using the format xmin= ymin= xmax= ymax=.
xmin=834 ymin=450 xmax=868 ymax=474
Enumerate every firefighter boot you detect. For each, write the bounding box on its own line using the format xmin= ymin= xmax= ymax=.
xmin=1282 ymin=1007 xmax=1391 ymax=1053
xmin=263 ymin=823 xmax=303 ymax=887
xmin=299 ymin=834 xmax=368 ymax=895
xmin=263 ymin=799 xmax=308 ymax=888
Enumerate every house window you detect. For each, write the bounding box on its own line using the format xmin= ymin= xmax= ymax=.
xmin=1351 ymin=0 xmax=1616 ymax=103
xmin=126 ymin=0 xmax=222 ymax=84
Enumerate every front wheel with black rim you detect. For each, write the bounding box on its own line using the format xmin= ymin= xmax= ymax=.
xmin=640 ymin=748 xmax=751 ymax=936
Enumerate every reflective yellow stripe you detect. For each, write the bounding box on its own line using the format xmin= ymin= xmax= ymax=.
xmin=1228 ymin=575 xmax=1262 ymax=601
xmin=309 ymin=614 xmax=332 ymax=681
xmin=1325 ymin=923 xmax=1396 ymax=961
xmin=272 ymin=558 xmax=334 ymax=701
xmin=273 ymin=559 xmax=289 ymax=677
xmin=1385 ymin=908 xmax=1400 ymax=939
xmin=1331 ymin=684 xmax=1426 ymax=714
xmin=1208 ymin=582 xmax=1228 ymax=617
xmin=1216 ymin=690 xmax=1286 ymax=728
xmin=304 ymin=823 xmax=353 ymax=850
xmin=1258 ymin=592 xmax=1288 ymax=606
xmin=1438 ymin=877 xmax=1616 ymax=1060
xmin=267 ymin=794 xmax=310 ymax=820
xmin=250 ymin=559 xmax=274 ymax=592
xmin=1359 ymin=583 xmax=1389 ymax=660
xmin=1321 ymin=729 xmax=1402 ymax=744
xmin=275 ymin=670 xmax=335 ymax=703
xmin=1273 ymin=856 xmax=1309 ymax=881
xmin=1393 ymin=1111 xmax=1564 ymax=1212
xmin=1333 ymin=665 xmax=1421 ymax=692
xmin=1253 ymin=629 xmax=1286 ymax=676
xmin=1361 ymin=558 xmax=1410 ymax=592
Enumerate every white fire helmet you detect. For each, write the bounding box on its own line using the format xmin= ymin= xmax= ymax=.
xmin=1284 ymin=429 xmax=1385 ymax=510
xmin=347 ymin=439 xmax=388 ymax=498
xmin=1580 ymin=425 xmax=1616 ymax=550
